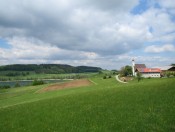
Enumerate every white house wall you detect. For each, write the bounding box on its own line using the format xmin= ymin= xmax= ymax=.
xmin=141 ymin=73 xmax=160 ymax=78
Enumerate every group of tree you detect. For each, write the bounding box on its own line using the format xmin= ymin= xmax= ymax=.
xmin=5 ymin=72 xmax=30 ymax=77
xmin=0 ymin=64 xmax=102 ymax=74
xmin=120 ymin=65 xmax=142 ymax=82
xmin=165 ymin=72 xmax=175 ymax=78
xmin=120 ymin=65 xmax=132 ymax=77
xmin=0 ymin=85 xmax=11 ymax=89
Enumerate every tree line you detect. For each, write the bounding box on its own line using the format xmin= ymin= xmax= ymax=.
xmin=0 ymin=64 xmax=102 ymax=74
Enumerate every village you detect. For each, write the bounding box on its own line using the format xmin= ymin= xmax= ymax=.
xmin=131 ymin=59 xmax=175 ymax=78
xmin=118 ymin=59 xmax=175 ymax=82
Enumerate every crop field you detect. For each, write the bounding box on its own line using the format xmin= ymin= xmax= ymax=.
xmin=0 ymin=76 xmax=175 ymax=131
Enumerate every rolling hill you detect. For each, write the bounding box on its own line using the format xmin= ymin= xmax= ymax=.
xmin=0 ymin=76 xmax=175 ymax=131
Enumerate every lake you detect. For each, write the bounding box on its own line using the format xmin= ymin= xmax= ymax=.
xmin=0 ymin=79 xmax=69 ymax=88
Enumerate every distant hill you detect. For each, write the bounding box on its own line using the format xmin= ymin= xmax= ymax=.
xmin=0 ymin=64 xmax=102 ymax=74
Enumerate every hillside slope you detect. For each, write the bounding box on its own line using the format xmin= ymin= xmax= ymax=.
xmin=0 ymin=64 xmax=102 ymax=74
xmin=0 ymin=77 xmax=175 ymax=131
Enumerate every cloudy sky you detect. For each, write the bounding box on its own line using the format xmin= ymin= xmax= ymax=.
xmin=0 ymin=0 xmax=175 ymax=69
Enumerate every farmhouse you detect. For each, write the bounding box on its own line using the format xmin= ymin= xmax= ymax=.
xmin=158 ymin=66 xmax=175 ymax=72
xmin=135 ymin=68 xmax=161 ymax=78
xmin=132 ymin=59 xmax=161 ymax=78
xmin=158 ymin=66 xmax=175 ymax=76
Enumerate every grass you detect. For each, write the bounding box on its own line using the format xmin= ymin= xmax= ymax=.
xmin=0 ymin=72 xmax=97 ymax=81
xmin=0 ymin=76 xmax=175 ymax=131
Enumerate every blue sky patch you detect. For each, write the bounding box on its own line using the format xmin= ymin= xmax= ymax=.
xmin=131 ymin=0 xmax=150 ymax=14
xmin=0 ymin=38 xmax=11 ymax=49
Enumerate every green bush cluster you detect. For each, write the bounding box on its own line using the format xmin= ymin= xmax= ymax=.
xmin=165 ymin=72 xmax=175 ymax=78
xmin=32 ymin=79 xmax=45 ymax=86
xmin=0 ymin=78 xmax=8 ymax=81
xmin=103 ymin=75 xmax=112 ymax=79
xmin=120 ymin=65 xmax=132 ymax=77
xmin=0 ymin=85 xmax=11 ymax=89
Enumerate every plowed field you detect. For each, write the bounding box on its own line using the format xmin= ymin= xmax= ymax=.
xmin=39 ymin=79 xmax=92 ymax=92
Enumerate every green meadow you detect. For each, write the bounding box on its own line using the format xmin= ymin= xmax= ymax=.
xmin=0 ymin=72 xmax=97 ymax=81
xmin=0 ymin=76 xmax=175 ymax=132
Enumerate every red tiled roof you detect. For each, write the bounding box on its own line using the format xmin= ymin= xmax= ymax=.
xmin=136 ymin=68 xmax=161 ymax=73
xmin=135 ymin=64 xmax=146 ymax=70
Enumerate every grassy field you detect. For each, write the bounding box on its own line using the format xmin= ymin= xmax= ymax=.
xmin=0 ymin=72 xmax=97 ymax=81
xmin=0 ymin=76 xmax=175 ymax=131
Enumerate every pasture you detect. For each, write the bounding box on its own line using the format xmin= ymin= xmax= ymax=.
xmin=0 ymin=76 xmax=175 ymax=131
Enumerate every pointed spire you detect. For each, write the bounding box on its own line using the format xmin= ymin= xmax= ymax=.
xmin=132 ymin=59 xmax=135 ymax=76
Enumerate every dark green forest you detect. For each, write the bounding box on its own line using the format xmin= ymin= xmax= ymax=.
xmin=0 ymin=64 xmax=102 ymax=75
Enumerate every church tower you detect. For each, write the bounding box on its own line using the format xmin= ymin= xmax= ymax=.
xmin=132 ymin=59 xmax=135 ymax=76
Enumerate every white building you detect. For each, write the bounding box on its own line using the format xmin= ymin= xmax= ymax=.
xmin=132 ymin=59 xmax=161 ymax=78
xmin=135 ymin=68 xmax=161 ymax=78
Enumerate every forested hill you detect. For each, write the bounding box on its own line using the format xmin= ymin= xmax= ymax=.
xmin=0 ymin=64 xmax=102 ymax=74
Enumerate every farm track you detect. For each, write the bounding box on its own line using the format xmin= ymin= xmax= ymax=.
xmin=115 ymin=75 xmax=128 ymax=83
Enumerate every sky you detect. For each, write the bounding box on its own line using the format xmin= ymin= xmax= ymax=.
xmin=0 ymin=0 xmax=175 ymax=70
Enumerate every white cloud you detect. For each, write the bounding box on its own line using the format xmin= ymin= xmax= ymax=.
xmin=0 ymin=37 xmax=100 ymax=63
xmin=145 ymin=44 xmax=175 ymax=53
xmin=0 ymin=0 xmax=174 ymax=55
xmin=0 ymin=0 xmax=175 ymax=69
xmin=159 ymin=0 xmax=175 ymax=8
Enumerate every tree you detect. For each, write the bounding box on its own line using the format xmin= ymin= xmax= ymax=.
xmin=137 ymin=72 xmax=142 ymax=82
xmin=120 ymin=65 xmax=132 ymax=76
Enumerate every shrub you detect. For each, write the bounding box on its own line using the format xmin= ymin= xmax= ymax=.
xmin=109 ymin=75 xmax=112 ymax=78
xmin=0 ymin=85 xmax=11 ymax=89
xmin=166 ymin=72 xmax=170 ymax=78
xmin=32 ymin=79 xmax=45 ymax=86
xmin=137 ymin=72 xmax=142 ymax=82
xmin=103 ymin=76 xmax=107 ymax=79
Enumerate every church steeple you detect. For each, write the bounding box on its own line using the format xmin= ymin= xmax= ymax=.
xmin=132 ymin=59 xmax=135 ymax=76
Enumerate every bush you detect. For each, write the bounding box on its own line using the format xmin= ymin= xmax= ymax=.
xmin=166 ymin=72 xmax=171 ymax=78
xmin=0 ymin=85 xmax=11 ymax=89
xmin=32 ymin=79 xmax=45 ymax=86
xmin=103 ymin=76 xmax=107 ymax=79
xmin=109 ymin=75 xmax=112 ymax=78
xmin=137 ymin=72 xmax=142 ymax=82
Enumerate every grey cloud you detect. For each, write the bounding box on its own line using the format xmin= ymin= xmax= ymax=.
xmin=79 ymin=0 xmax=138 ymax=11
xmin=0 ymin=0 xmax=143 ymax=56
xmin=0 ymin=0 xmax=174 ymax=66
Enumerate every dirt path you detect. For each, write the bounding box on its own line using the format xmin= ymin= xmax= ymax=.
xmin=38 ymin=79 xmax=92 ymax=93
xmin=115 ymin=75 xmax=128 ymax=83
